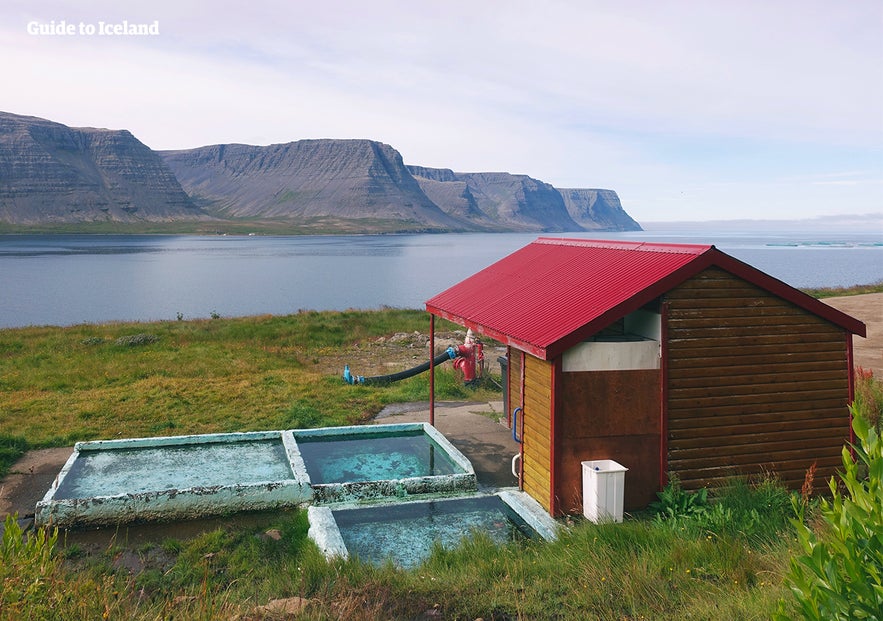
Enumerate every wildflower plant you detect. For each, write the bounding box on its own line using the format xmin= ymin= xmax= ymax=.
xmin=777 ymin=410 xmax=883 ymax=620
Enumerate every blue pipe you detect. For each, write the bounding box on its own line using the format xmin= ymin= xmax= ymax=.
xmin=512 ymin=407 xmax=523 ymax=443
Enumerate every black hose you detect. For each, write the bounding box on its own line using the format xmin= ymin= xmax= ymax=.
xmin=343 ymin=349 xmax=456 ymax=385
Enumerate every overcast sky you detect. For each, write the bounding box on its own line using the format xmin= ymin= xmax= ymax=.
xmin=4 ymin=0 xmax=882 ymax=223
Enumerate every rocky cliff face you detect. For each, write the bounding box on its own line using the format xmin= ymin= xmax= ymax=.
xmin=0 ymin=112 xmax=201 ymax=224
xmin=161 ymin=140 xmax=464 ymax=232
xmin=558 ymin=188 xmax=641 ymax=231
xmin=408 ymin=166 xmax=640 ymax=232
xmin=0 ymin=112 xmax=642 ymax=233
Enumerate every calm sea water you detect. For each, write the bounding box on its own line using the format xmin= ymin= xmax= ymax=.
xmin=1 ymin=229 xmax=881 ymax=328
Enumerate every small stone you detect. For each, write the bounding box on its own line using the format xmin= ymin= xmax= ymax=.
xmin=264 ymin=528 xmax=282 ymax=541
xmin=255 ymin=596 xmax=311 ymax=616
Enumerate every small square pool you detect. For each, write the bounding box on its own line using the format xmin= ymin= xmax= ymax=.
xmin=293 ymin=423 xmax=476 ymax=503
xmin=308 ymin=490 xmax=559 ymax=569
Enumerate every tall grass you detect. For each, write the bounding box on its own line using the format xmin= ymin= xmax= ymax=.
xmin=1 ymin=487 xmax=796 ymax=620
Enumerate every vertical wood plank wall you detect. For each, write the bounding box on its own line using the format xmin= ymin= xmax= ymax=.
xmin=665 ymin=268 xmax=851 ymax=490
xmin=522 ymin=354 xmax=554 ymax=512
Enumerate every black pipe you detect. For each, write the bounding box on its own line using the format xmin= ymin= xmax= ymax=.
xmin=343 ymin=348 xmax=457 ymax=385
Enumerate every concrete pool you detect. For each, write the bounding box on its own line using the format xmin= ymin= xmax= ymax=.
xmin=292 ymin=423 xmax=476 ymax=503
xmin=308 ymin=490 xmax=559 ymax=568
xmin=36 ymin=423 xmax=477 ymax=528
xmin=35 ymin=421 xmax=559 ymax=567
xmin=36 ymin=431 xmax=311 ymax=528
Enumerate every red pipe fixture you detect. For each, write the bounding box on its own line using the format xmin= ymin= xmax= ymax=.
xmin=452 ymin=329 xmax=484 ymax=383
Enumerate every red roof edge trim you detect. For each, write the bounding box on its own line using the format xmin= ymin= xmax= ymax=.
xmin=426 ymin=304 xmax=547 ymax=359
xmin=706 ymin=249 xmax=867 ymax=338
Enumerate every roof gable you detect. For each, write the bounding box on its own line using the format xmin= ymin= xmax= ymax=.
xmin=426 ymin=237 xmax=866 ymax=360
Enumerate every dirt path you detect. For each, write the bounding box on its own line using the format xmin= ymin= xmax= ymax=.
xmin=823 ymin=292 xmax=882 ymax=376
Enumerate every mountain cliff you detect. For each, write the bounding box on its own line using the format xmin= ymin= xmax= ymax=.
xmin=407 ymin=166 xmax=639 ymax=232
xmin=0 ymin=112 xmax=202 ymax=224
xmin=0 ymin=112 xmax=641 ymax=233
xmin=558 ymin=188 xmax=641 ymax=231
xmin=161 ymin=140 xmax=463 ymax=232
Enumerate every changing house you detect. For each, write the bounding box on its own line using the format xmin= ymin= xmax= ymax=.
xmin=426 ymin=238 xmax=867 ymax=516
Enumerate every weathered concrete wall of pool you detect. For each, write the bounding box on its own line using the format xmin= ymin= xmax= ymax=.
xmin=294 ymin=422 xmax=476 ymax=504
xmin=36 ymin=431 xmax=312 ymax=528
xmin=307 ymin=490 xmax=560 ymax=568
xmin=35 ymin=423 xmax=478 ymax=528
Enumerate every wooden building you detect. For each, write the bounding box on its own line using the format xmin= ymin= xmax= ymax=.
xmin=426 ymin=238 xmax=866 ymax=516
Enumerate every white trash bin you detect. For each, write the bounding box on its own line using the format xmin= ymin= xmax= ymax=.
xmin=582 ymin=459 xmax=628 ymax=523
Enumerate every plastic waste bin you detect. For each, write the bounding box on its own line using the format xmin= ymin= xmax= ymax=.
xmin=582 ymin=459 xmax=628 ymax=523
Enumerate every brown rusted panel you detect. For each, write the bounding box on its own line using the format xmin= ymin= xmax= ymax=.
xmin=552 ymin=368 xmax=662 ymax=514
xmin=553 ymin=435 xmax=660 ymax=514
xmin=559 ymin=370 xmax=661 ymax=437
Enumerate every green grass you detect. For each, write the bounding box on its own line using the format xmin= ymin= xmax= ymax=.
xmin=1 ymin=482 xmax=800 ymax=620
xmin=3 ymin=308 xmax=881 ymax=619
xmin=0 ymin=310 xmax=491 ymax=448
xmin=802 ymin=280 xmax=883 ymax=298
xmin=0 ymin=310 xmax=493 ymax=476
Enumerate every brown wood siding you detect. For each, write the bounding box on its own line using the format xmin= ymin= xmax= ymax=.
xmin=522 ymin=354 xmax=553 ymax=512
xmin=555 ymin=369 xmax=661 ymax=514
xmin=665 ymin=268 xmax=850 ymax=490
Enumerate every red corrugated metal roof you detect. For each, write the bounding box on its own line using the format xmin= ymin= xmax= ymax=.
xmin=425 ymin=237 xmax=866 ymax=360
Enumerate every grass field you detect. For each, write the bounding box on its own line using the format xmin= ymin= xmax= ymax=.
xmin=1 ymin=305 xmax=879 ymax=619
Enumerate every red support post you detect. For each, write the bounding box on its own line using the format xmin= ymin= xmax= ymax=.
xmin=429 ymin=314 xmax=435 ymax=427
xmin=659 ymin=301 xmax=670 ymax=490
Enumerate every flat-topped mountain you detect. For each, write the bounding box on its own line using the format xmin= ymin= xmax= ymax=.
xmin=0 ymin=112 xmax=202 ymax=224
xmin=161 ymin=140 xmax=463 ymax=232
xmin=0 ymin=112 xmax=641 ymax=233
xmin=164 ymin=142 xmax=640 ymax=233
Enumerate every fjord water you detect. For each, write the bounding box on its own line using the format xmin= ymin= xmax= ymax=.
xmin=0 ymin=229 xmax=880 ymax=328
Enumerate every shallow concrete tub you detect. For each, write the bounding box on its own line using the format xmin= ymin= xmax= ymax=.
xmin=291 ymin=422 xmax=477 ymax=504
xmin=36 ymin=431 xmax=312 ymax=528
xmin=307 ymin=489 xmax=560 ymax=565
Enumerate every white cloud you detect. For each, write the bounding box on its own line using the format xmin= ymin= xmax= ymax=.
xmin=2 ymin=0 xmax=881 ymax=222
